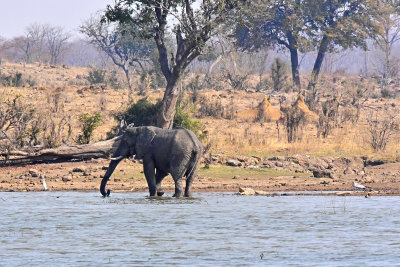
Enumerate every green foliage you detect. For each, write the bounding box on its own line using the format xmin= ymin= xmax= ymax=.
xmin=28 ymin=125 xmax=41 ymax=146
xmin=85 ymin=68 xmax=106 ymax=85
xmin=114 ymin=97 xmax=205 ymax=140
xmin=115 ymin=98 xmax=161 ymax=127
xmin=0 ymin=72 xmax=24 ymax=87
xmin=381 ymin=88 xmax=394 ymax=99
xmin=173 ymin=99 xmax=206 ymax=141
xmin=78 ymin=113 xmax=102 ymax=144
xmin=271 ymin=58 xmax=289 ymax=92
xmin=107 ymin=70 xmax=122 ymax=89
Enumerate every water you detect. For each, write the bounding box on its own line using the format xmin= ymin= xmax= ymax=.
xmin=1 ymin=192 xmax=400 ymax=266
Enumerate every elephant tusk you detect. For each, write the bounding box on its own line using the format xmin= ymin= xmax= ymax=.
xmin=111 ymin=156 xmax=124 ymax=161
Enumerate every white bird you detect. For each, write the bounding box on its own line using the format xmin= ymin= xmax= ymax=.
xmin=41 ymin=175 xmax=48 ymax=191
xmin=352 ymin=181 xmax=366 ymax=190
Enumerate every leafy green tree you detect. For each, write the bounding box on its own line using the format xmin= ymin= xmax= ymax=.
xmin=234 ymin=0 xmax=311 ymax=90
xmin=103 ymin=0 xmax=245 ymax=129
xmin=78 ymin=113 xmax=102 ymax=144
xmin=304 ymin=0 xmax=377 ymax=91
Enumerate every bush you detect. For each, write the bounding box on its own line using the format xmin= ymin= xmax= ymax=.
xmin=0 ymin=72 xmax=24 ymax=87
xmin=77 ymin=113 xmax=102 ymax=144
xmin=85 ymin=68 xmax=106 ymax=85
xmin=174 ymin=99 xmax=206 ymax=140
xmin=367 ymin=114 xmax=398 ymax=151
xmin=107 ymin=70 xmax=122 ymax=89
xmin=115 ymin=98 xmax=161 ymax=127
xmin=113 ymin=97 xmax=205 ymax=140
xmin=271 ymin=57 xmax=289 ymax=92
xmin=381 ymin=88 xmax=394 ymax=99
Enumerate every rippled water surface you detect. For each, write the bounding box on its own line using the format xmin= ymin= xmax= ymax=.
xmin=1 ymin=192 xmax=400 ymax=266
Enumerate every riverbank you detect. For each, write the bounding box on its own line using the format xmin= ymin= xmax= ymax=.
xmin=1 ymin=155 xmax=400 ymax=196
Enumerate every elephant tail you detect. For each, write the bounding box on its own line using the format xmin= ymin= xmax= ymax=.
xmin=186 ymin=145 xmax=203 ymax=179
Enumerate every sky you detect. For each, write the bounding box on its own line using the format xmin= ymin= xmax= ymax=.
xmin=0 ymin=0 xmax=114 ymax=39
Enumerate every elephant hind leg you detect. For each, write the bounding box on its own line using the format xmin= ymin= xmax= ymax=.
xmin=155 ymin=169 xmax=168 ymax=196
xmin=172 ymin=178 xmax=184 ymax=198
xmin=170 ymin=169 xmax=185 ymax=198
xmin=184 ymin=164 xmax=200 ymax=197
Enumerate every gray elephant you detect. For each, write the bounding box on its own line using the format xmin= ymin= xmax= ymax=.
xmin=100 ymin=126 xmax=203 ymax=198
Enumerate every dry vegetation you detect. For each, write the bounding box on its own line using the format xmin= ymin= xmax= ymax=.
xmin=1 ymin=61 xmax=400 ymax=159
xmin=1 ymin=61 xmax=400 ymax=194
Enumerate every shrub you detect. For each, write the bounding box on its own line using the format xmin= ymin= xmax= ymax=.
xmin=115 ymin=98 xmax=161 ymax=127
xmin=381 ymin=88 xmax=394 ymax=99
xmin=367 ymin=113 xmax=398 ymax=151
xmin=0 ymin=72 xmax=24 ymax=87
xmin=113 ymin=97 xmax=205 ymax=140
xmin=174 ymin=99 xmax=206 ymax=141
xmin=107 ymin=70 xmax=122 ymax=89
xmin=139 ymin=73 xmax=153 ymax=95
xmin=78 ymin=113 xmax=102 ymax=144
xmin=85 ymin=68 xmax=106 ymax=85
xmin=271 ymin=57 xmax=289 ymax=92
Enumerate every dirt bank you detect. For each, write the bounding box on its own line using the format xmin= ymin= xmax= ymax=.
xmin=1 ymin=155 xmax=399 ymax=196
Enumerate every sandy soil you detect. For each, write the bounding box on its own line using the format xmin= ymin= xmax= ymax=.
xmin=1 ymin=158 xmax=400 ymax=196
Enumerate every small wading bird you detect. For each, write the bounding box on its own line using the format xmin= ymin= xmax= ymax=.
xmin=41 ymin=175 xmax=47 ymax=191
xmin=352 ymin=181 xmax=366 ymax=190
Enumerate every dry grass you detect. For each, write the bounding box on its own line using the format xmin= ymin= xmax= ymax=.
xmin=1 ymin=62 xmax=400 ymax=161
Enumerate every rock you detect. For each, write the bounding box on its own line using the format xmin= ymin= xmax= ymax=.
xmin=312 ymin=169 xmax=332 ymax=178
xmin=114 ymin=178 xmax=121 ymax=182
xmin=227 ymin=159 xmax=242 ymax=167
xmin=261 ymin=161 xmax=272 ymax=168
xmin=275 ymin=162 xmax=284 ymax=167
xmin=101 ymin=166 xmax=108 ymax=170
xmin=29 ymin=169 xmax=40 ymax=177
xmin=72 ymin=166 xmax=86 ymax=173
xmin=268 ymin=156 xmax=286 ymax=161
xmin=246 ymin=165 xmax=259 ymax=169
xmin=239 ymin=187 xmax=256 ymax=195
xmin=62 ymin=176 xmax=72 ymax=182
xmin=344 ymin=167 xmax=353 ymax=174
xmin=232 ymin=175 xmax=239 ymax=179
xmin=251 ymin=156 xmax=262 ymax=162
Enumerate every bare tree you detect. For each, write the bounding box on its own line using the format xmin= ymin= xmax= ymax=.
xmin=367 ymin=112 xmax=398 ymax=151
xmin=9 ymin=23 xmax=46 ymax=63
xmin=44 ymin=25 xmax=71 ymax=65
xmin=372 ymin=1 xmax=400 ymax=84
xmin=80 ymin=16 xmax=154 ymax=92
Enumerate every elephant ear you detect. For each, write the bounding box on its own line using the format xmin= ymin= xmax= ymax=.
xmin=135 ymin=127 xmax=156 ymax=159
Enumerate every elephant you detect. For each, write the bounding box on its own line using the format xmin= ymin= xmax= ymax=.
xmin=100 ymin=126 xmax=203 ymax=198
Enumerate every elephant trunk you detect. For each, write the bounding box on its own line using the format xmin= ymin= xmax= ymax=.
xmin=100 ymin=159 xmax=122 ymax=197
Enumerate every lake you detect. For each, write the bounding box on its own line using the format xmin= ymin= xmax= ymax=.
xmin=1 ymin=192 xmax=400 ymax=266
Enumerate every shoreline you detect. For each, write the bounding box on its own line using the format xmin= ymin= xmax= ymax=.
xmin=1 ymin=157 xmax=400 ymax=196
xmin=1 ymin=187 xmax=399 ymax=197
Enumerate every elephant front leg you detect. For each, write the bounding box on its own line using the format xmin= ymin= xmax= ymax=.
xmin=143 ymin=160 xmax=157 ymax=197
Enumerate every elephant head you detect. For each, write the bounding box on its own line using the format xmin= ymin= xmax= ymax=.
xmin=100 ymin=126 xmax=157 ymax=197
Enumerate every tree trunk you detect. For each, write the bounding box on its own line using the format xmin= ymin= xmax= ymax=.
xmin=157 ymin=75 xmax=180 ymax=129
xmin=201 ymin=54 xmax=223 ymax=89
xmin=289 ymin=47 xmax=301 ymax=91
xmin=307 ymin=35 xmax=330 ymax=91
xmin=287 ymin=32 xmax=301 ymax=91
xmin=123 ymin=67 xmax=132 ymax=94
xmin=1 ymin=137 xmax=121 ymax=166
